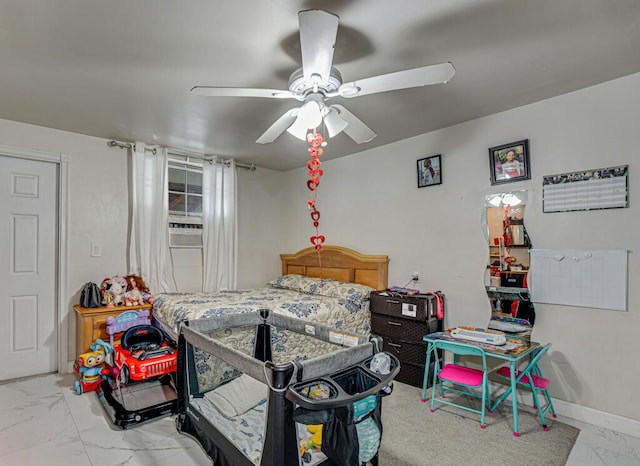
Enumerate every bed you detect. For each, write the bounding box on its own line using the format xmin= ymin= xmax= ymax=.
xmin=164 ymin=246 xmax=391 ymax=466
xmin=152 ymin=245 xmax=389 ymax=342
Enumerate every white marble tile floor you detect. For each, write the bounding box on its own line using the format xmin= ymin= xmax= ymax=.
xmin=0 ymin=373 xmax=638 ymax=466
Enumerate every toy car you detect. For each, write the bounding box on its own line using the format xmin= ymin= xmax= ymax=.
xmin=113 ymin=325 xmax=177 ymax=384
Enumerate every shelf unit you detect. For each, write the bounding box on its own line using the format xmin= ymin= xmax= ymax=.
xmin=489 ymin=237 xmax=505 ymax=265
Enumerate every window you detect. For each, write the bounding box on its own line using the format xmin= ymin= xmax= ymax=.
xmin=168 ymin=156 xmax=203 ymax=218
xmin=168 ymin=155 xmax=204 ymax=248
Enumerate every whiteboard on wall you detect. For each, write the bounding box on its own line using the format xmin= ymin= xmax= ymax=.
xmin=529 ymin=249 xmax=627 ymax=311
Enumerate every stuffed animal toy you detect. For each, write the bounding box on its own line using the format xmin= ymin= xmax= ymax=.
xmin=307 ymin=424 xmax=322 ymax=448
xmin=123 ymin=288 xmax=143 ymax=307
xmin=299 ymin=424 xmax=323 ymax=461
xmin=101 ymin=276 xmax=127 ymax=307
xmin=123 ymin=275 xmax=143 ymax=307
xmin=124 ymin=274 xmax=153 ymax=305
xmin=73 ymin=338 xmax=115 ymax=394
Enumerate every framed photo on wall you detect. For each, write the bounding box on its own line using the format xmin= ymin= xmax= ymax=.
xmin=417 ymin=154 xmax=442 ymax=188
xmin=489 ymin=139 xmax=530 ymax=185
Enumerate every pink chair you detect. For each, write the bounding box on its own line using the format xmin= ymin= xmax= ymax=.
xmin=495 ymin=343 xmax=557 ymax=431
xmin=428 ymin=339 xmax=490 ymax=429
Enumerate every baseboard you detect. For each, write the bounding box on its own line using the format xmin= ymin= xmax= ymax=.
xmin=552 ymin=397 xmax=640 ymax=439
xmin=490 ymin=380 xmax=640 ymax=439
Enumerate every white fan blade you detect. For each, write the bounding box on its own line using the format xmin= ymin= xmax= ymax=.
xmin=338 ymin=62 xmax=456 ymax=98
xmin=256 ymin=109 xmax=298 ymax=144
xmin=190 ymin=86 xmax=296 ymax=99
xmin=332 ymin=105 xmax=376 ymax=144
xmin=299 ymin=9 xmax=339 ymax=85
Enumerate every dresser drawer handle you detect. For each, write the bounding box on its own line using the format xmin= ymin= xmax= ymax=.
xmin=386 ymin=300 xmax=400 ymax=304
xmin=388 ymin=321 xmax=402 ymax=326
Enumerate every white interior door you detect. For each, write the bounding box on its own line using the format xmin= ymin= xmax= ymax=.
xmin=0 ymin=155 xmax=58 ymax=380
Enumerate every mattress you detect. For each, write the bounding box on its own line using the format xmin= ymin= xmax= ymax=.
xmin=153 ymin=276 xmax=374 ymax=341
xmin=190 ymin=394 xmax=268 ymax=465
xmin=190 ymin=396 xmax=328 ymax=466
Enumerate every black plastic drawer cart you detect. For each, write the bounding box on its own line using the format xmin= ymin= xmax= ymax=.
xmin=370 ymin=291 xmax=444 ymax=388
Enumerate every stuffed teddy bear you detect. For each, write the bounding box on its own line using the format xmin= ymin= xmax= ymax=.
xmin=123 ymin=288 xmax=143 ymax=307
xmin=101 ymin=276 xmax=127 ymax=307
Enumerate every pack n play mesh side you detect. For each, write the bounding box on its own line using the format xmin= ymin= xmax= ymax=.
xmin=176 ymin=310 xmax=398 ymax=466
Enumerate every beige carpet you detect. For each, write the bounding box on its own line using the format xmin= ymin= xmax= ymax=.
xmin=379 ymin=382 xmax=580 ymax=466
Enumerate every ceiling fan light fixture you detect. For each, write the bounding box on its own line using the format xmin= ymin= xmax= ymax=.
xmin=286 ymin=118 xmax=310 ymax=140
xmin=487 ymin=194 xmax=503 ymax=207
xmin=502 ymin=193 xmax=522 ymax=206
xmin=286 ymin=100 xmax=323 ymax=140
xmin=324 ymin=107 xmax=348 ymax=138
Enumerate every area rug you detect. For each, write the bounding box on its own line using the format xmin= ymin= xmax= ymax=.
xmin=379 ymin=382 xmax=580 ymax=466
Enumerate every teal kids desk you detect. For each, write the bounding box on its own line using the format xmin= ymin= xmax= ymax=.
xmin=422 ymin=330 xmax=545 ymax=437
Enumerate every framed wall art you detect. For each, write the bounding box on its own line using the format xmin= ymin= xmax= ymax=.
xmin=417 ymin=154 xmax=442 ymax=188
xmin=489 ymin=139 xmax=530 ymax=185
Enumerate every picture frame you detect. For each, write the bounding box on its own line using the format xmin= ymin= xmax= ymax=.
xmin=417 ymin=154 xmax=442 ymax=188
xmin=489 ymin=139 xmax=530 ymax=185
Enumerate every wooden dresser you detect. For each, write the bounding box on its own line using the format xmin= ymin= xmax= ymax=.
xmin=73 ymin=303 xmax=152 ymax=357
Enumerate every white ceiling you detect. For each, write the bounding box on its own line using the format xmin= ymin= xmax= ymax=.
xmin=1 ymin=0 xmax=639 ymax=171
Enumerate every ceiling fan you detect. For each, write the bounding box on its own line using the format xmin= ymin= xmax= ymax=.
xmin=190 ymin=9 xmax=455 ymax=145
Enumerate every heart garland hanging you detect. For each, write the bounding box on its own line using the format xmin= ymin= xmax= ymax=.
xmin=306 ymin=131 xmax=325 ymax=252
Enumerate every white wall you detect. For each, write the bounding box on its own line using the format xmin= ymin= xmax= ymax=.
xmin=236 ymin=166 xmax=286 ymax=288
xmin=0 ymin=120 xmax=130 ymax=361
xmin=278 ymin=72 xmax=640 ymax=422
xmin=0 ymin=119 xmax=284 ymax=361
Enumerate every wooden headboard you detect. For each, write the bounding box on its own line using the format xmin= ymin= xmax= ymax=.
xmin=280 ymin=245 xmax=389 ymax=290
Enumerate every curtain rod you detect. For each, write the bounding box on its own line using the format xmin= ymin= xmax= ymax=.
xmin=107 ymin=140 xmax=256 ymax=171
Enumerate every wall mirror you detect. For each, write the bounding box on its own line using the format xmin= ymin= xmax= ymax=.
xmin=481 ymin=191 xmax=535 ymax=328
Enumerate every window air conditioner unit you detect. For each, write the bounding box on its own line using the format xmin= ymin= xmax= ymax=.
xmin=168 ymin=218 xmax=203 ymax=248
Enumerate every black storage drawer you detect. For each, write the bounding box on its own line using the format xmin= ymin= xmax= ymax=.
xmin=371 ymin=313 xmax=439 ymax=341
xmin=394 ymin=360 xmax=437 ymax=389
xmin=369 ymin=292 xmax=437 ymax=321
xmin=379 ymin=336 xmax=426 ymax=366
xmin=378 ymin=336 xmax=443 ymax=383
xmin=369 ymin=290 xmax=444 ymax=388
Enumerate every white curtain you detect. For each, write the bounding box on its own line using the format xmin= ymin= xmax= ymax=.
xmin=202 ymin=157 xmax=237 ymax=292
xmin=128 ymin=143 xmax=176 ymax=293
